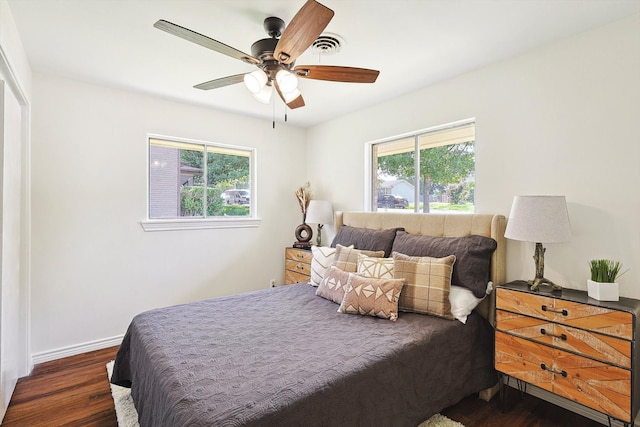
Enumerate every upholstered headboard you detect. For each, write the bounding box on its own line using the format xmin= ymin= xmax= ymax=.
xmin=334 ymin=211 xmax=507 ymax=322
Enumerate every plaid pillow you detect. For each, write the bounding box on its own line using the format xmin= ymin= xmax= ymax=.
xmin=332 ymin=244 xmax=384 ymax=272
xmin=392 ymin=252 xmax=456 ymax=320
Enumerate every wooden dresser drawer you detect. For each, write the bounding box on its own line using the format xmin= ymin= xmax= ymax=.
xmin=284 ymin=247 xmax=312 ymax=285
xmin=497 ymin=287 xmax=633 ymax=340
xmin=285 ymin=258 xmax=311 ymax=276
xmin=285 ymin=247 xmax=313 ymax=263
xmin=496 ymin=331 xmax=631 ymax=421
xmin=496 ymin=310 xmax=632 ymax=368
xmin=495 ymin=281 xmax=640 ymax=424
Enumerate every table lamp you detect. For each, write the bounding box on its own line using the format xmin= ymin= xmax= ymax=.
xmin=305 ymin=200 xmax=333 ymax=246
xmin=504 ymin=195 xmax=571 ymax=291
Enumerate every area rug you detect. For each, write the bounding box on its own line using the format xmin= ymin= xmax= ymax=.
xmin=106 ymin=361 xmax=465 ymax=427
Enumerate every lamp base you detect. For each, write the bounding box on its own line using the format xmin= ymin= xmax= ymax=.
xmin=528 ymin=242 xmax=562 ymax=292
xmin=528 ymin=276 xmax=562 ymax=292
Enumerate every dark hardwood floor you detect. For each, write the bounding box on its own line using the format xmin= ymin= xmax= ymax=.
xmin=3 ymin=346 xmax=604 ymax=426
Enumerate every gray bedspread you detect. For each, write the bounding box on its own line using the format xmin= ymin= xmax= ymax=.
xmin=111 ymin=283 xmax=496 ymax=427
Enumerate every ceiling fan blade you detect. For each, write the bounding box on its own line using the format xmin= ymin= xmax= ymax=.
xmin=287 ymin=94 xmax=305 ymax=109
xmin=274 ymin=81 xmax=306 ymax=109
xmin=294 ymin=65 xmax=380 ymax=83
xmin=274 ymin=0 xmax=334 ymax=65
xmin=194 ymin=74 xmax=248 ymax=90
xmin=154 ymin=19 xmax=260 ymax=65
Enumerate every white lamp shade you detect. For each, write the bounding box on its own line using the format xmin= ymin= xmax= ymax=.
xmin=276 ymin=69 xmax=298 ymax=93
xmin=505 ymin=195 xmax=571 ymax=243
xmin=251 ymin=84 xmax=273 ymax=104
xmin=244 ymin=69 xmax=268 ymax=94
xmin=306 ymin=200 xmax=333 ymax=225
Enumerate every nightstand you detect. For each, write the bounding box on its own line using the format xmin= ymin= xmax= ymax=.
xmin=495 ymin=281 xmax=640 ymax=425
xmin=284 ymin=247 xmax=312 ymax=284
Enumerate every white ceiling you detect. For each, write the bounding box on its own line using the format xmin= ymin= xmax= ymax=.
xmin=7 ymin=0 xmax=640 ymax=128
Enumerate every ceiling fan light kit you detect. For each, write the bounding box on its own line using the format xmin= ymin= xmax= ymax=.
xmin=154 ymin=0 xmax=380 ymax=120
xmin=244 ymin=69 xmax=268 ymax=94
xmin=275 ymin=70 xmax=298 ymax=93
xmin=251 ymin=83 xmax=273 ymax=104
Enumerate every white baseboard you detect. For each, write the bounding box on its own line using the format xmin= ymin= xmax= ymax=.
xmin=31 ymin=334 xmax=124 ymax=365
xmin=504 ymin=377 xmax=631 ymax=427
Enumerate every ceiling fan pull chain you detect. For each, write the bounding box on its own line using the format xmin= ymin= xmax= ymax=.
xmin=272 ymin=96 xmax=276 ymax=129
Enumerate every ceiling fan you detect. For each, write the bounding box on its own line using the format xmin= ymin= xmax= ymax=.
xmin=154 ymin=0 xmax=380 ymax=110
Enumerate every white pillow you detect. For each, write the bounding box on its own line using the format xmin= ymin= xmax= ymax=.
xmin=449 ymin=282 xmax=492 ymax=324
xmin=310 ymin=246 xmax=352 ymax=287
xmin=357 ymin=253 xmax=394 ymax=279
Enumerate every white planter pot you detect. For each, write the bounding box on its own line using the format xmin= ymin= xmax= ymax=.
xmin=587 ymin=279 xmax=619 ymax=301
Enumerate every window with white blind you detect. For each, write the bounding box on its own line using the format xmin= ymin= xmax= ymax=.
xmin=142 ymin=135 xmax=258 ymax=231
xmin=369 ymin=120 xmax=475 ymax=213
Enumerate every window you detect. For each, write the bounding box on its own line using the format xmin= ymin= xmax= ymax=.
xmin=369 ymin=120 xmax=475 ymax=213
xmin=143 ymin=135 xmax=258 ymax=231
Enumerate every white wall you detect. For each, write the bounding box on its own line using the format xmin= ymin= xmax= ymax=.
xmin=307 ymin=14 xmax=640 ymax=297
xmin=30 ymin=74 xmax=306 ymax=356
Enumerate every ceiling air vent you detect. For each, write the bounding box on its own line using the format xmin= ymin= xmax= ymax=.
xmin=310 ymin=33 xmax=344 ymax=55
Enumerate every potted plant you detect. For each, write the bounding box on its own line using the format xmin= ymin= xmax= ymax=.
xmin=587 ymin=259 xmax=628 ymax=301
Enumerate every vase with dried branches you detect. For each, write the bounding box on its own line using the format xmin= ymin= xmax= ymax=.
xmin=293 ymin=182 xmax=313 ymax=248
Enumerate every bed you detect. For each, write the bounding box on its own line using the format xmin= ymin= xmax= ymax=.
xmin=111 ymin=211 xmax=506 ymax=426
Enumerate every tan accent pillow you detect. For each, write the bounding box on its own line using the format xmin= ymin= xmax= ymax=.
xmin=338 ymin=274 xmax=405 ymax=321
xmin=315 ymin=265 xmax=352 ymax=304
xmin=310 ymin=246 xmax=351 ymax=287
xmin=357 ymin=253 xmax=394 ymax=279
xmin=392 ymin=252 xmax=456 ymax=320
xmin=332 ymin=244 xmax=385 ymax=273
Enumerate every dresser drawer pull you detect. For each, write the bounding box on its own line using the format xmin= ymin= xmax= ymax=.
xmin=540 ymin=328 xmax=567 ymax=340
xmin=540 ymin=363 xmax=567 ymax=377
xmin=296 ymin=263 xmax=304 ymax=270
xmin=541 ymin=305 xmax=568 ymax=316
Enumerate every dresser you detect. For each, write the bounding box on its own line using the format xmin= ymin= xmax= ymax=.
xmin=284 ymin=247 xmax=312 ymax=284
xmin=495 ymin=281 xmax=640 ymax=425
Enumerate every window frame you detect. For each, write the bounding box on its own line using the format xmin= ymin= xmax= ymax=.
xmin=364 ymin=118 xmax=476 ymax=213
xmin=141 ymin=134 xmax=260 ymax=231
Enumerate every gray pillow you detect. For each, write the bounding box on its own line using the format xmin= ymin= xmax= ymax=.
xmin=391 ymin=231 xmax=497 ymax=298
xmin=330 ymin=225 xmax=404 ymax=257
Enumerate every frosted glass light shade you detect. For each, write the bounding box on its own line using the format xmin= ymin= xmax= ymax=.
xmin=276 ymin=69 xmax=298 ymax=93
xmin=244 ymin=69 xmax=268 ymax=94
xmin=505 ymin=195 xmax=571 ymax=243
xmin=306 ymin=200 xmax=333 ymax=225
xmin=251 ymin=84 xmax=273 ymax=104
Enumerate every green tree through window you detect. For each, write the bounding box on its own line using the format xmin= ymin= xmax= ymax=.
xmin=372 ymin=122 xmax=475 ymax=213
xmin=149 ymin=137 xmax=253 ymax=219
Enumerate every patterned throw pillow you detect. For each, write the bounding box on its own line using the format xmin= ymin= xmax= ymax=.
xmin=392 ymin=252 xmax=456 ymax=320
xmin=357 ymin=253 xmax=394 ymax=279
xmin=332 ymin=244 xmax=385 ymax=273
xmin=310 ymin=246 xmax=344 ymax=287
xmin=316 ymin=265 xmax=352 ymax=304
xmin=338 ymin=274 xmax=405 ymax=321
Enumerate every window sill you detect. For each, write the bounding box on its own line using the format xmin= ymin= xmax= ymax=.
xmin=140 ymin=217 xmax=261 ymax=232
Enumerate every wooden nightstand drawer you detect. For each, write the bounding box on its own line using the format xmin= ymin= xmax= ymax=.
xmin=285 ymin=258 xmax=311 ymax=276
xmin=497 ymin=287 xmax=633 ymax=340
xmin=495 ymin=281 xmax=640 ymax=424
xmin=497 ymin=310 xmax=631 ymax=368
xmin=496 ymin=331 xmax=631 ymax=421
xmin=284 ymin=247 xmax=312 ymax=284
xmin=285 ymin=247 xmax=312 ymax=263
